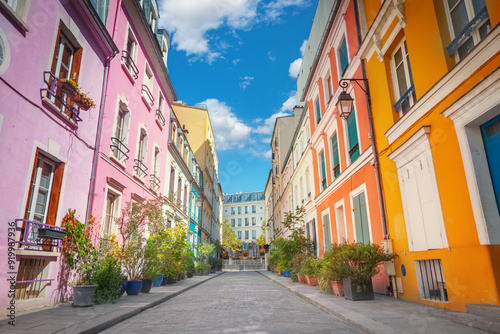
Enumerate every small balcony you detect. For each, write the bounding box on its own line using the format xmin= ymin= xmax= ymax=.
xmin=156 ymin=109 xmax=165 ymax=127
xmin=13 ymin=219 xmax=66 ymax=250
xmin=134 ymin=158 xmax=148 ymax=180
xmin=150 ymin=173 xmax=160 ymax=192
xmin=40 ymin=71 xmax=82 ymax=123
xmin=141 ymin=84 xmax=154 ymax=108
xmin=121 ymin=50 xmax=139 ymax=80
xmin=110 ymin=137 xmax=130 ymax=163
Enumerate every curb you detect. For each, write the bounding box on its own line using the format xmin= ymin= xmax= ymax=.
xmin=258 ymin=271 xmax=379 ymax=334
xmin=58 ymin=272 xmax=224 ymax=334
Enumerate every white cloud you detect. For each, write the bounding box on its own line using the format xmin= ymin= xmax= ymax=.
xmin=280 ymin=91 xmax=297 ymax=112
xmin=300 ymin=39 xmax=307 ymax=56
xmin=202 ymin=98 xmax=252 ymax=151
xmin=249 ymin=148 xmax=272 ymax=159
xmin=289 ymin=58 xmax=302 ymax=78
xmin=232 ymin=58 xmax=240 ymax=65
xmin=159 ymin=0 xmax=311 ymax=62
xmin=253 ymin=110 xmax=291 ymax=135
xmin=267 ymin=51 xmax=276 ymax=62
xmin=240 ymin=76 xmax=254 ymax=89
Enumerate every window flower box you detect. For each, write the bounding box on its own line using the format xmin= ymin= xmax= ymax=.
xmin=56 ymin=79 xmax=78 ymax=98
xmin=72 ymin=93 xmax=96 ymax=111
xmin=37 ymin=227 xmax=67 ymax=240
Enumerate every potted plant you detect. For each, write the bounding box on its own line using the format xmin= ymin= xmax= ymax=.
xmin=337 ymin=242 xmax=397 ymax=301
xmin=141 ymin=237 xmax=160 ymax=293
xmin=57 ymin=78 xmax=79 ymax=98
xmin=72 ymin=92 xmax=96 ymax=111
xmin=301 ymin=257 xmax=322 ymax=286
xmin=92 ymin=235 xmax=122 ymax=304
xmin=319 ymin=243 xmax=344 ymax=296
xmin=61 ymin=210 xmax=99 ymax=307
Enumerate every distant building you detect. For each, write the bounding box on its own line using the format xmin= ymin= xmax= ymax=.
xmin=223 ymin=191 xmax=265 ymax=257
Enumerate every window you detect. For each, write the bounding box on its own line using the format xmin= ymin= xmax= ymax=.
xmin=134 ymin=128 xmax=148 ymax=179
xmin=238 ymin=207 xmax=242 ymax=214
xmin=231 ymin=219 xmax=235 ymax=227
xmin=392 ymin=40 xmax=416 ymax=115
xmin=90 ymin=0 xmax=109 ymax=24
xmin=245 ymin=230 xmax=249 ymax=239
xmin=177 ymin=178 xmax=182 ymax=203
xmin=388 ymin=127 xmax=449 ymax=252
xmin=445 ymin=0 xmax=491 ymax=60
xmin=331 ymin=133 xmax=340 ymax=179
xmin=415 ymin=259 xmax=448 ymax=302
xmin=238 ymin=231 xmax=242 ymax=239
xmin=123 ymin=27 xmax=138 ymax=79
xmin=142 ymin=63 xmax=154 ymax=107
xmin=338 ymin=36 xmax=349 ymax=76
xmin=319 ymin=151 xmax=327 ymax=190
xmin=238 ymin=218 xmax=242 ymax=227
xmin=15 ymin=258 xmax=50 ymax=300
xmin=245 ymin=206 xmax=248 ymax=214
xmin=322 ymin=213 xmax=332 ymax=252
xmin=252 ymin=230 xmax=256 ymax=239
xmin=245 ymin=218 xmax=249 ymax=226
xmin=103 ymin=192 xmax=118 ymax=236
xmin=252 ymin=217 xmax=256 ymax=226
xmin=25 ymin=152 xmax=64 ymax=226
xmin=111 ymin=102 xmax=130 ymax=163
xmin=0 ymin=26 xmax=10 ymax=75
xmin=335 ymin=204 xmax=347 ymax=243
xmin=315 ymin=97 xmax=321 ymax=124
xmin=346 ymin=108 xmax=360 ymax=163
xmin=325 ymin=75 xmax=333 ymax=104
xmin=169 ymin=167 xmax=175 ymax=195
xmin=231 ymin=207 xmax=235 ymax=215
xmin=156 ymin=92 xmax=165 ymax=126
xmin=150 ymin=147 xmax=160 ymax=191
xmin=352 ymin=191 xmax=370 ymax=243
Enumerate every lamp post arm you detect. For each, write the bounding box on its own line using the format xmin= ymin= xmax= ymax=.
xmin=339 ymin=78 xmax=368 ymax=95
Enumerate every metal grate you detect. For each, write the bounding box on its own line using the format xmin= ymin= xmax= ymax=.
xmin=415 ymin=259 xmax=448 ymax=302
xmin=15 ymin=258 xmax=51 ymax=300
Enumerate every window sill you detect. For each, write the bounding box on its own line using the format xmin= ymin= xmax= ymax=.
xmin=0 ymin=2 xmax=29 ymax=33
xmin=121 ymin=62 xmax=136 ymax=84
xmin=142 ymin=94 xmax=152 ymax=110
xmin=156 ymin=118 xmax=164 ymax=130
xmin=15 ymin=248 xmax=60 ymax=259
xmin=109 ymin=155 xmax=127 ymax=169
xmin=42 ymin=97 xmax=78 ymax=128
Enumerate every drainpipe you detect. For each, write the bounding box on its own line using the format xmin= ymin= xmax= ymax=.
xmin=85 ymin=51 xmax=118 ymax=224
xmin=352 ymin=0 xmax=388 ymax=239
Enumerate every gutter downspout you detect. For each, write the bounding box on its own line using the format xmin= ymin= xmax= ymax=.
xmin=353 ymin=0 xmax=388 ymax=239
xmin=86 ymin=51 xmax=118 ymax=223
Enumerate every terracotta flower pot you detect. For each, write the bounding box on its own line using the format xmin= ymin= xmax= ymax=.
xmin=330 ymin=280 xmax=344 ymax=296
xmin=297 ymin=274 xmax=306 ymax=284
xmin=305 ymin=275 xmax=317 ymax=286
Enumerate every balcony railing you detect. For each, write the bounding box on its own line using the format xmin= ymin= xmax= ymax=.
xmin=13 ymin=219 xmax=66 ymax=249
xmin=110 ymin=137 xmax=130 ymax=162
xmin=394 ymin=85 xmax=415 ymax=112
xmin=150 ymin=173 xmax=160 ymax=192
xmin=156 ymin=109 xmax=165 ymax=126
xmin=40 ymin=71 xmax=82 ymax=122
xmin=141 ymin=84 xmax=154 ymax=106
xmin=446 ymin=6 xmax=488 ymax=56
xmin=121 ymin=50 xmax=139 ymax=79
xmin=134 ymin=158 xmax=148 ymax=179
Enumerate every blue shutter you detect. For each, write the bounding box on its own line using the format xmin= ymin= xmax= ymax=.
xmin=321 ymin=152 xmax=327 ymax=190
xmin=339 ymin=37 xmax=349 ymax=75
xmin=347 ymin=109 xmax=359 ymax=162
xmin=332 ymin=135 xmax=340 ymax=178
xmin=316 ymin=98 xmax=321 ymax=123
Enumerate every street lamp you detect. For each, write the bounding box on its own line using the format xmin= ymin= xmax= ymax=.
xmin=336 ymin=78 xmax=369 ymax=120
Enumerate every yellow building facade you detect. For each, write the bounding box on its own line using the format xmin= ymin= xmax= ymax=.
xmin=358 ymin=0 xmax=500 ymax=311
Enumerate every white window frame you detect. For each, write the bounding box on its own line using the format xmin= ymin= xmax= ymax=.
xmin=142 ymin=62 xmax=154 ymax=109
xmin=334 ymin=199 xmax=348 ymax=243
xmin=27 ymin=156 xmax=55 ymax=224
xmin=102 ymin=186 xmax=122 ymax=236
xmin=443 ymin=0 xmax=491 ymax=62
xmin=134 ymin=125 xmax=148 ymax=180
xmin=122 ymin=25 xmax=138 ymax=82
xmin=0 ymin=26 xmax=11 ymax=75
xmin=390 ymin=38 xmax=416 ymax=116
xmin=388 ymin=127 xmax=449 ymax=251
xmin=110 ymin=97 xmax=131 ymax=166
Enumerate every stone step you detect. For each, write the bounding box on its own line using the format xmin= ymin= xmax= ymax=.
xmin=467 ymin=304 xmax=500 ymax=319
xmin=446 ymin=310 xmax=500 ymax=334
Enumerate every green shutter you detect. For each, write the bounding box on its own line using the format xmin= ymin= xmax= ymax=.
xmin=353 ymin=192 xmax=370 ymax=243
xmin=323 ymin=215 xmax=331 ymax=252
xmin=332 ymin=135 xmax=340 ymax=178
xmin=316 ymin=98 xmax=321 ymax=123
xmin=339 ymin=37 xmax=349 ymax=75
xmin=347 ymin=109 xmax=360 ymax=162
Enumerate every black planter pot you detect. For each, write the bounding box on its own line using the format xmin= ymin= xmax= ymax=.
xmin=119 ymin=277 xmax=128 ymax=296
xmin=167 ymin=274 xmax=177 ymax=284
xmin=161 ymin=275 xmax=168 ymax=286
xmin=343 ymin=278 xmax=374 ymax=301
xmin=141 ymin=279 xmax=153 ymax=293
xmin=187 ymin=272 xmax=193 ymax=278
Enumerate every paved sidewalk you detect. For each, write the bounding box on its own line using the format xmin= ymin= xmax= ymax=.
xmin=259 ymin=271 xmax=487 ymax=334
xmin=0 ymin=272 xmax=223 ymax=334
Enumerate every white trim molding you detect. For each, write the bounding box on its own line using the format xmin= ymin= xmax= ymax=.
xmin=442 ymin=68 xmax=500 ymax=245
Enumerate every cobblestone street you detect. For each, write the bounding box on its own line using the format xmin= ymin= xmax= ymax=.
xmin=100 ymin=272 xmax=360 ymax=333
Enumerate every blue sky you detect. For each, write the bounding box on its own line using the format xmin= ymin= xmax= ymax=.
xmin=158 ymin=0 xmax=318 ymax=194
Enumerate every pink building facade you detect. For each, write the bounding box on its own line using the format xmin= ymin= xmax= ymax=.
xmin=89 ymin=0 xmax=176 ymax=239
xmin=0 ymin=0 xmax=117 ymax=313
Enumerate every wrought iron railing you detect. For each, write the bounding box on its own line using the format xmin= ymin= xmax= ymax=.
xmin=13 ymin=219 xmax=66 ymax=249
xmin=394 ymin=85 xmax=415 ymax=112
xmin=150 ymin=173 xmax=160 ymax=192
xmin=156 ymin=108 xmax=165 ymax=126
xmin=40 ymin=71 xmax=82 ymax=122
xmin=141 ymin=84 xmax=154 ymax=106
xmin=121 ymin=50 xmax=139 ymax=79
xmin=134 ymin=158 xmax=148 ymax=179
xmin=348 ymin=143 xmax=359 ymax=158
xmin=110 ymin=137 xmax=130 ymax=162
xmin=446 ymin=6 xmax=489 ymax=56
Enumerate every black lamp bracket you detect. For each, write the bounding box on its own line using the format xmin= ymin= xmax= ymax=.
xmin=339 ymin=78 xmax=368 ymax=95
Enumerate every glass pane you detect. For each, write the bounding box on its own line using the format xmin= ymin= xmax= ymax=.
xmin=394 ymin=48 xmax=403 ymax=66
xmin=35 ymin=189 xmax=48 ymax=216
xmin=472 ymin=0 xmax=486 ymax=14
xmin=457 ymin=36 xmax=475 ymax=59
xmin=450 ymin=1 xmax=469 ymax=36
xmin=339 ymin=38 xmax=349 ymax=74
xmin=39 ymin=162 xmax=52 ymax=189
xmin=478 ymin=19 xmax=491 ymax=40
xmin=396 ymin=63 xmax=408 ymax=97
